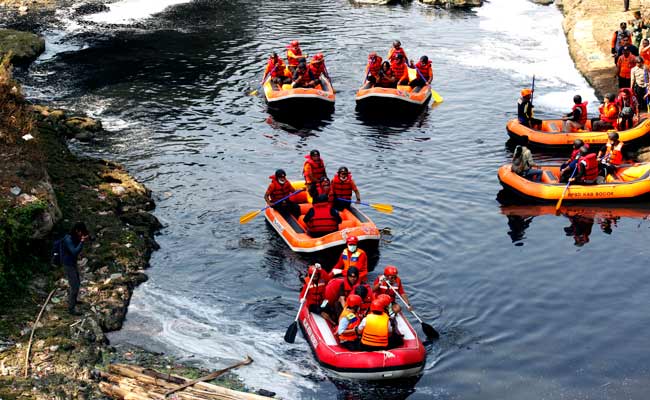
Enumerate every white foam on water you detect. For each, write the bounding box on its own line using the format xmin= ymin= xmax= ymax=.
xmin=456 ymin=0 xmax=598 ymax=111
xmin=82 ymin=0 xmax=193 ymax=24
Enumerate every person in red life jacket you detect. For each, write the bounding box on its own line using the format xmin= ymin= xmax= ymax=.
xmin=570 ymin=146 xmax=600 ymax=184
xmin=373 ymin=265 xmax=412 ymax=315
xmin=336 ymin=294 xmax=363 ymax=351
xmin=300 ymin=263 xmax=335 ymax=323
xmin=304 ymin=200 xmax=341 ymax=237
xmin=264 ymin=169 xmax=300 ymax=218
xmin=310 ymin=176 xmax=332 ymax=204
xmin=292 ymin=61 xmax=318 ymax=88
xmin=358 ymin=299 xmax=392 ymax=351
xmin=286 ymin=40 xmax=303 ymax=74
xmin=409 ymin=55 xmax=433 ymax=90
xmin=353 ymin=283 xmax=374 ymax=317
xmin=591 ymin=93 xmax=619 ymax=131
xmin=332 ymin=236 xmax=368 ymax=282
xmin=391 ymin=53 xmax=408 ymax=85
xmin=308 ymin=53 xmax=331 ymax=90
xmin=616 ymin=87 xmax=638 ymax=131
xmin=387 ymin=40 xmax=407 ymax=64
xmin=562 ymin=95 xmax=588 ymax=132
xmin=263 ymin=52 xmax=289 ymax=88
xmin=597 ymin=131 xmax=624 ymax=177
xmin=303 ymin=149 xmax=328 ymax=187
xmin=560 ymin=140 xmax=587 ymax=183
xmin=376 ymin=61 xmax=397 ymax=88
xmin=364 ymin=52 xmax=383 ymax=88
xmin=324 ymin=267 xmax=360 ymax=319
xmin=330 ymin=166 xmax=361 ymax=211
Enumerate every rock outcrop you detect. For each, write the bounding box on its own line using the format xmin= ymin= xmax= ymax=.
xmin=419 ymin=0 xmax=483 ymax=7
xmin=0 ymin=29 xmax=45 ymax=64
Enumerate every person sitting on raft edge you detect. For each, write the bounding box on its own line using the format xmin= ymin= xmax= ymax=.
xmin=511 ymin=136 xmax=542 ymax=182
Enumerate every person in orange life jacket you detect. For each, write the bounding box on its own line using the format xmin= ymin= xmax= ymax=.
xmin=376 ymin=61 xmax=397 ymax=88
xmin=336 ymin=294 xmax=363 ymax=351
xmin=391 ymin=53 xmax=408 ymax=84
xmin=324 ymin=267 xmax=360 ymax=319
xmin=286 ymin=40 xmax=303 ymax=74
xmin=308 ymin=53 xmax=330 ymax=90
xmin=570 ymin=146 xmax=599 ymax=184
xmin=300 ymin=263 xmax=335 ymax=324
xmin=591 ymin=93 xmax=619 ymax=131
xmin=263 ymin=52 xmax=290 ymax=88
xmin=303 ymin=149 xmax=327 ymax=186
xmin=387 ymin=40 xmax=407 ymax=63
xmin=264 ymin=169 xmax=301 ymax=218
xmin=375 ymin=292 xmax=404 ymax=348
xmin=616 ymin=87 xmax=638 ymax=131
xmin=560 ymin=140 xmax=587 ymax=183
xmin=408 ymin=55 xmax=432 ymax=90
xmin=330 ymin=166 xmax=361 ymax=211
xmin=373 ymin=265 xmax=411 ymax=315
xmin=309 ymin=176 xmax=332 ymax=204
xmin=304 ymin=200 xmax=341 ymax=237
xmin=597 ymin=131 xmax=624 ymax=177
xmin=617 ymin=46 xmax=637 ymax=89
xmin=358 ymin=299 xmax=392 ymax=351
xmin=562 ymin=95 xmax=588 ymax=132
xmin=332 ymin=236 xmax=368 ymax=282
xmin=292 ymin=61 xmax=318 ymax=88
xmin=364 ymin=52 xmax=383 ymax=88
xmin=353 ymin=283 xmax=374 ymax=317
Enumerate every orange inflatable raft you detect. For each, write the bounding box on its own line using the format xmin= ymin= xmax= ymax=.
xmin=264 ymin=182 xmax=380 ymax=253
xmin=498 ymin=163 xmax=650 ymax=202
xmin=263 ymin=75 xmax=335 ymax=113
xmin=355 ymin=67 xmax=434 ymax=112
xmin=505 ymin=117 xmax=650 ymax=148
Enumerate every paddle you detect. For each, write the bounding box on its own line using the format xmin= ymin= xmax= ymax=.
xmin=555 ymin=165 xmax=577 ymax=213
xmin=412 ymin=64 xmax=443 ymax=105
xmin=530 ymin=74 xmax=535 ymax=106
xmin=384 ymin=279 xmax=439 ymax=340
xmin=336 ymin=198 xmax=393 ymax=214
xmin=239 ymin=189 xmax=304 ymax=224
xmin=284 ymin=265 xmax=318 ymax=343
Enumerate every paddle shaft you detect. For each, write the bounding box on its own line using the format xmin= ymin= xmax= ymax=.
xmin=294 ymin=267 xmax=318 ymax=322
xmin=531 ymin=74 xmax=535 ymax=106
xmin=267 ymin=189 xmax=303 ymax=210
xmin=556 ymin=165 xmax=578 ymax=210
xmin=384 ymin=280 xmax=416 ymax=319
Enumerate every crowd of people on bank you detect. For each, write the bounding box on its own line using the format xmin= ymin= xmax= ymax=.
xmin=262 ymin=39 xmax=433 ymax=92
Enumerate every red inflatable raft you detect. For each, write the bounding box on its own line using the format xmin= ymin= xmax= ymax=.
xmin=299 ymin=306 xmax=426 ymax=380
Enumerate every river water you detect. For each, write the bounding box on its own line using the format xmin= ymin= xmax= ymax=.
xmin=12 ymin=0 xmax=650 ymax=398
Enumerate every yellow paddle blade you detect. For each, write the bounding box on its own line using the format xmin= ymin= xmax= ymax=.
xmin=431 ymin=89 xmax=443 ymax=104
xmin=239 ymin=209 xmax=261 ymax=224
xmin=555 ymin=197 xmax=563 ymax=212
xmin=250 ymin=89 xmax=258 ymax=96
xmin=371 ymin=203 xmax=393 ymax=214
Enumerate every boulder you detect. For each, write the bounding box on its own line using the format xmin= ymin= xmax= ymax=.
xmin=0 ymin=29 xmax=45 ymax=64
xmin=419 ymin=0 xmax=483 ymax=7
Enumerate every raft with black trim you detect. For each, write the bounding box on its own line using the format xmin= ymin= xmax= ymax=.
xmin=299 ymin=306 xmax=426 ymax=380
xmin=498 ymin=163 xmax=650 ymax=202
xmin=263 ymin=76 xmax=335 ymax=113
xmin=355 ymin=67 xmax=433 ymax=113
xmin=264 ymin=182 xmax=380 ymax=253
xmin=505 ymin=117 xmax=650 ymax=148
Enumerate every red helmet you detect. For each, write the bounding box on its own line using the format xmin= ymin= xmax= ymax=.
xmin=291 ymin=40 xmax=300 ymax=47
xmin=384 ymin=265 xmax=398 ymax=276
xmin=307 ymin=265 xmax=320 ymax=277
xmin=346 ymin=294 xmax=362 ymax=308
xmin=376 ymin=294 xmax=392 ymax=307
xmin=313 ymin=53 xmax=324 ymax=61
xmin=346 ymin=236 xmax=359 ymax=245
xmin=370 ymin=299 xmax=385 ymax=313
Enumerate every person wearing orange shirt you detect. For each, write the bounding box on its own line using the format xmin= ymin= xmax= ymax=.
xmin=591 ymin=93 xmax=619 ymax=131
xmin=617 ymin=46 xmax=637 ymax=89
xmin=332 ymin=236 xmax=368 ymax=283
xmin=640 ymin=39 xmax=650 ymax=67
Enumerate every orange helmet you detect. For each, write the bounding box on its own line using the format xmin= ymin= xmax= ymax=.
xmin=291 ymin=40 xmax=300 ymax=47
xmin=521 ymin=88 xmax=532 ymax=97
xmin=346 ymin=236 xmax=359 ymax=245
xmin=370 ymin=299 xmax=385 ymax=313
xmin=384 ymin=265 xmax=398 ymax=276
xmin=376 ymin=294 xmax=392 ymax=307
xmin=346 ymin=294 xmax=362 ymax=308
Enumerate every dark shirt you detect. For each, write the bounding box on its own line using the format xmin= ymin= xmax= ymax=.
xmin=62 ymin=234 xmax=84 ymax=267
xmin=618 ymin=45 xmax=639 ymax=58
xmin=517 ymin=98 xmax=533 ymax=125
xmin=565 ymin=107 xmax=583 ymax=122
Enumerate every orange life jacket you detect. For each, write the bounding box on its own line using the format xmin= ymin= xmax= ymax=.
xmin=572 ymin=102 xmax=588 ymax=125
xmin=355 ymin=283 xmax=373 ymax=316
xmin=331 ymin=174 xmax=354 ymax=200
xmin=599 ymin=103 xmax=619 ymax=127
xmin=339 ymin=248 xmax=367 ymax=281
xmin=387 ymin=47 xmax=406 ymax=63
xmin=338 ymin=307 xmax=361 ymax=342
xmin=293 ymin=68 xmax=314 ymax=85
xmin=266 ymin=176 xmax=294 ymax=203
xmin=303 ymin=155 xmax=326 ymax=184
xmin=307 ymin=202 xmax=339 ymax=233
xmin=287 ymin=47 xmax=303 ymax=66
xmin=390 ymin=60 xmax=407 ymax=83
xmin=580 ymin=153 xmax=599 ymax=181
xmin=415 ymin=60 xmax=432 ymax=81
xmin=604 ymin=141 xmax=624 ymax=165
xmin=618 ymin=54 xmax=636 ymax=79
xmin=302 ymin=276 xmax=328 ymax=307
xmin=309 ymin=62 xmax=325 ymax=78
xmin=265 ymin=57 xmax=286 ymax=78
xmin=361 ymin=313 xmax=389 ymax=347
xmin=367 ymin=56 xmax=383 ymax=78
xmin=377 ymin=68 xmax=395 ymax=86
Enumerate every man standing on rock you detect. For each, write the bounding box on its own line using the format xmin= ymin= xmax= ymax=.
xmin=62 ymin=222 xmax=89 ymax=316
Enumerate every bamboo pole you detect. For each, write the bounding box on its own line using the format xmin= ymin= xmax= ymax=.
xmin=164 ymin=356 xmax=253 ymax=397
xmin=23 ymin=289 xmax=55 ymax=377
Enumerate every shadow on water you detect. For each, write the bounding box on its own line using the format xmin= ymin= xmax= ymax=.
xmin=265 ymin=109 xmax=334 ymax=138
xmin=355 ymin=107 xmax=430 ymax=130
xmin=330 ymin=375 xmax=420 ymax=400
